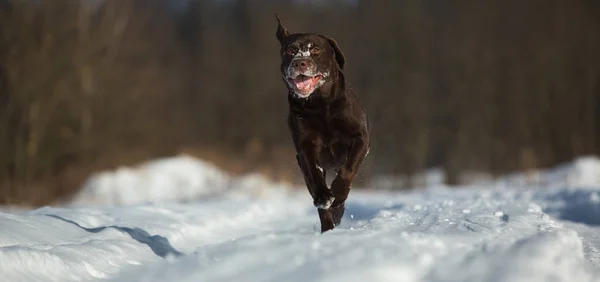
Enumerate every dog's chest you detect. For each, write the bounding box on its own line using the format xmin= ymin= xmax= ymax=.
xmin=318 ymin=113 xmax=350 ymax=169
xmin=303 ymin=108 xmax=345 ymax=138
xmin=291 ymin=96 xmax=355 ymax=150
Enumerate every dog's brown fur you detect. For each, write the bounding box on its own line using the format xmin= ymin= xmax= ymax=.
xmin=276 ymin=16 xmax=370 ymax=232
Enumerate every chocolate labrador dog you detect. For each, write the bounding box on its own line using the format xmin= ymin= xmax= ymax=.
xmin=276 ymin=16 xmax=370 ymax=232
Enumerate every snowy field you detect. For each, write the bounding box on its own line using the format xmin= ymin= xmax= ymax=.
xmin=2 ymin=155 xmax=600 ymax=282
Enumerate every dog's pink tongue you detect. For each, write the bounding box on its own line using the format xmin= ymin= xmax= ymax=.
xmin=294 ymin=76 xmax=313 ymax=90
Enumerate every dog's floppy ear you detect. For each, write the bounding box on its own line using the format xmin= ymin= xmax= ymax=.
xmin=321 ymin=35 xmax=345 ymax=70
xmin=275 ymin=14 xmax=289 ymax=45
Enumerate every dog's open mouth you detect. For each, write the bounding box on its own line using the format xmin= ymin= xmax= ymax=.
xmin=288 ymin=74 xmax=323 ymax=96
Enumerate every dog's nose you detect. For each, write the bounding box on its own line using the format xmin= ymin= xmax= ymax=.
xmin=293 ymin=59 xmax=310 ymax=72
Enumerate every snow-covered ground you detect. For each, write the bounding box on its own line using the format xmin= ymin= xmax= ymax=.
xmin=2 ymin=155 xmax=600 ymax=282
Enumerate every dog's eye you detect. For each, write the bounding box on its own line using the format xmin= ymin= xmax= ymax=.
xmin=310 ymin=47 xmax=321 ymax=55
xmin=285 ymin=48 xmax=295 ymax=56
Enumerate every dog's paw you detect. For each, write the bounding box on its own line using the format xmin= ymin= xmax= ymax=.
xmin=314 ymin=192 xmax=335 ymax=209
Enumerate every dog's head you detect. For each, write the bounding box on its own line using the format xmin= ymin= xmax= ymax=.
xmin=276 ymin=15 xmax=345 ymax=99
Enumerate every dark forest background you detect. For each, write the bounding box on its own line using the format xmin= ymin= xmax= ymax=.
xmin=1 ymin=0 xmax=599 ymax=206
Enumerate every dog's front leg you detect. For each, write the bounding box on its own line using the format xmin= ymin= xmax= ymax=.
xmin=297 ymin=138 xmax=334 ymax=209
xmin=296 ymin=138 xmax=336 ymax=232
xmin=330 ymin=136 xmax=369 ymax=225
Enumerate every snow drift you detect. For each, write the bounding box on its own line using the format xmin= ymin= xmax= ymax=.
xmin=369 ymin=155 xmax=600 ymax=190
xmin=68 ymin=154 xmax=290 ymax=206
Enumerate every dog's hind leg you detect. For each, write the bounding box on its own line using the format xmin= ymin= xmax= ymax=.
xmin=318 ymin=208 xmax=335 ymax=233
